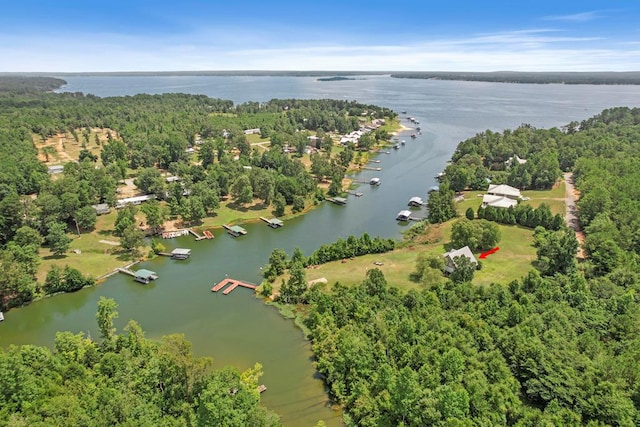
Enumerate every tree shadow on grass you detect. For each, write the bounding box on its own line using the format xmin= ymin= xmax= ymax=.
xmin=43 ymin=253 xmax=68 ymax=261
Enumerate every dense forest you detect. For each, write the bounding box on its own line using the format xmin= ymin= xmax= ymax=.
xmin=391 ymin=71 xmax=640 ymax=85
xmin=0 ymin=79 xmax=396 ymax=311
xmin=0 ymin=76 xmax=66 ymax=93
xmin=271 ymin=107 xmax=640 ymax=425
xmin=0 ymin=297 xmax=280 ymax=426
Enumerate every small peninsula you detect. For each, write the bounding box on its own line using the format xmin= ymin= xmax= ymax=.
xmin=317 ymin=76 xmax=357 ymax=82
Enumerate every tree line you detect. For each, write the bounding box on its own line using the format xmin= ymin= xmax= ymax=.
xmin=0 ymin=298 xmax=281 ymax=426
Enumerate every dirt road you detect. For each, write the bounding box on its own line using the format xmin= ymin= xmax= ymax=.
xmin=564 ymin=172 xmax=585 ymax=258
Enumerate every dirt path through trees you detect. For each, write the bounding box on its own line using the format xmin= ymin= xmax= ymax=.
xmin=563 ymin=172 xmax=585 ymax=258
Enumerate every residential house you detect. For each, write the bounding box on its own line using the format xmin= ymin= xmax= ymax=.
xmin=487 ymin=184 xmax=522 ymax=200
xmin=443 ymin=246 xmax=478 ymax=274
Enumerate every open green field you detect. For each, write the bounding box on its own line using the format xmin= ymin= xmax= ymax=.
xmin=456 ymin=180 xmax=566 ymax=216
xmin=269 ymin=222 xmax=537 ymax=293
xmin=265 ymin=182 xmax=570 ymax=294
xmin=37 ymin=211 xmax=150 ymax=283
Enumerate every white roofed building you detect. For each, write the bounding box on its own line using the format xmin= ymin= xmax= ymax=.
xmin=482 ymin=194 xmax=518 ymax=209
xmin=487 ymin=184 xmax=522 ymax=200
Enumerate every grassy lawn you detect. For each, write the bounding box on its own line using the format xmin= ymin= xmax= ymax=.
xmin=264 ymin=220 xmax=537 ymax=295
xmin=456 ymin=180 xmax=567 ymax=216
xmin=37 ymin=211 xmax=150 ymax=283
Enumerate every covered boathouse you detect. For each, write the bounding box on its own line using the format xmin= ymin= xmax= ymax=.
xmin=171 ymin=248 xmax=192 ymax=259
xmin=134 ymin=269 xmax=158 ymax=284
xmin=225 ymin=225 xmax=247 ymax=237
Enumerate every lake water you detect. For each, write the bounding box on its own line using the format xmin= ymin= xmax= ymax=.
xmin=3 ymin=75 xmax=640 ymax=426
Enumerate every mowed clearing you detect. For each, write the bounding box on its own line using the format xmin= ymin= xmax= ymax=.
xmin=34 ymin=127 xmax=121 ymax=165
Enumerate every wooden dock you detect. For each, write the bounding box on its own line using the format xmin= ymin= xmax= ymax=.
xmin=211 ymin=278 xmax=258 ymax=294
xmin=362 ymin=166 xmax=382 ymax=171
xmin=117 ymin=268 xmax=136 ymax=277
xmin=347 ymin=190 xmax=363 ymax=197
xmin=260 ymin=217 xmax=284 ymax=228
xmin=203 ymin=230 xmax=214 ymax=239
xmin=188 ymin=228 xmax=209 ymax=241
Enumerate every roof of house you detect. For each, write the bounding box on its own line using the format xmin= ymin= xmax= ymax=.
xmin=443 ymin=246 xmax=478 ymax=271
xmin=487 ymin=184 xmax=521 ymax=198
xmin=116 ymin=194 xmax=156 ymax=205
xmin=91 ymin=203 xmax=111 ymax=214
xmin=482 ymin=194 xmax=518 ymax=209
xmin=47 ymin=165 xmax=64 ymax=173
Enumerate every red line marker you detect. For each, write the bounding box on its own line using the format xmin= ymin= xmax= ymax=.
xmin=479 ymin=246 xmax=500 ymax=259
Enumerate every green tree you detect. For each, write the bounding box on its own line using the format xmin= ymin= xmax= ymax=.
xmin=427 ymin=185 xmax=456 ymax=224
xmin=273 ymin=192 xmax=286 ymax=217
xmin=534 ymin=227 xmax=579 ymax=275
xmin=198 ymin=140 xmax=216 ymax=168
xmin=465 ymin=207 xmax=475 ymax=220
xmin=292 ymin=195 xmax=305 ymax=213
xmin=230 ymin=174 xmax=253 ymax=205
xmin=46 ymin=221 xmax=71 ymax=256
xmin=114 ymin=205 xmax=137 ymax=236
xmin=450 ymin=255 xmax=476 ymax=283
xmin=96 ymin=296 xmax=118 ymax=341
xmin=120 ymin=224 xmax=145 ymax=257
xmin=140 ymin=200 xmax=166 ymax=235
xmin=75 ymin=206 xmax=97 ymax=231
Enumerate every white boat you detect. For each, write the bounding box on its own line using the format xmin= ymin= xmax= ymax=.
xmin=0 ymin=311 xmax=4 ymax=322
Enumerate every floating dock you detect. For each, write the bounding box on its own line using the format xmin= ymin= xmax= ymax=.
xmin=362 ymin=166 xmax=382 ymax=171
xmin=211 ymin=278 xmax=258 ymax=294
xmin=326 ymin=197 xmax=347 ymax=205
xmin=260 ymin=217 xmax=284 ymax=228
xmin=224 ymin=224 xmax=247 ymax=237
xmin=203 ymin=230 xmax=214 ymax=239
xmin=258 ymin=385 xmax=267 ymax=393
xmin=188 ymin=228 xmax=207 ymax=241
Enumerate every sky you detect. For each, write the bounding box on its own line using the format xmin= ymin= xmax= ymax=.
xmin=1 ymin=0 xmax=639 ymax=72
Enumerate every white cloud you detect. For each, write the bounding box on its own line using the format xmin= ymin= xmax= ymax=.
xmin=542 ymin=11 xmax=601 ymax=22
xmin=1 ymin=28 xmax=639 ymax=72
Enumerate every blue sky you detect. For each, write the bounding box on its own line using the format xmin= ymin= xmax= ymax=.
xmin=1 ymin=0 xmax=639 ymax=72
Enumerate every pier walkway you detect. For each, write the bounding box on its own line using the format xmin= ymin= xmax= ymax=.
xmin=211 ymin=277 xmax=257 ymax=294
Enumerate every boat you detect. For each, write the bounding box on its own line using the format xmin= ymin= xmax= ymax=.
xmin=410 ymin=133 xmax=417 ymax=139
xmin=401 ymin=140 xmax=405 ymax=145
xmin=369 ymin=177 xmax=381 ymax=186
xmin=0 ymin=311 xmax=4 ymax=322
xmin=393 ymin=144 xmax=400 ymax=149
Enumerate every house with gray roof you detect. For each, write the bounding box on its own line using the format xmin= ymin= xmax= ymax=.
xmin=443 ymin=246 xmax=478 ymax=274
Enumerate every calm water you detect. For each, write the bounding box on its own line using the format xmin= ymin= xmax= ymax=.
xmin=3 ymin=75 xmax=640 ymax=426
